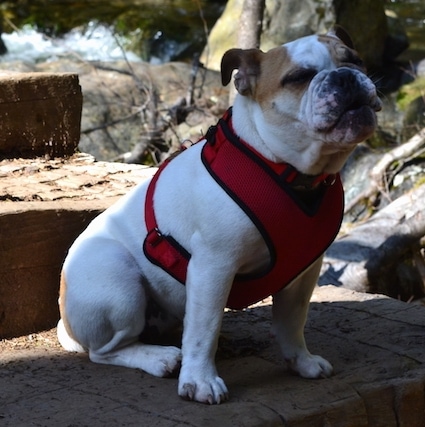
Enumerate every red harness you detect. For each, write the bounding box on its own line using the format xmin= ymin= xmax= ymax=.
xmin=143 ymin=109 xmax=344 ymax=310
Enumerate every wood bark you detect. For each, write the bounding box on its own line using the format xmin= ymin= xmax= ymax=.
xmin=237 ymin=0 xmax=266 ymax=50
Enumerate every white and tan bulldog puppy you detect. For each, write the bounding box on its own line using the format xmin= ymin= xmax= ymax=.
xmin=57 ymin=27 xmax=381 ymax=404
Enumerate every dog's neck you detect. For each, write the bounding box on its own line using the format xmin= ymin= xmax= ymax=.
xmin=221 ymin=108 xmax=335 ymax=192
xmin=231 ymin=96 xmax=354 ymax=176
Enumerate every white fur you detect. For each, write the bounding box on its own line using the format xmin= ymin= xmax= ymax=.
xmin=58 ymin=31 xmax=380 ymax=404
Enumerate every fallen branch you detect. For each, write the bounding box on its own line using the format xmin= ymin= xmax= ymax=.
xmin=345 ymin=127 xmax=425 ymax=214
xmin=320 ymin=183 xmax=425 ymax=300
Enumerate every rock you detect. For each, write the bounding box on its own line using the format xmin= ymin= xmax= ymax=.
xmin=0 ymin=72 xmax=82 ymax=159
xmin=0 ymin=154 xmax=156 ymax=339
xmin=417 ymin=59 xmax=425 ymax=77
xmin=0 ymin=15 xmax=7 ymax=55
xmin=396 ymin=76 xmax=425 ymax=140
xmin=70 ymin=61 xmax=225 ymax=161
xmin=262 ymin=0 xmax=333 ymax=49
xmin=384 ymin=9 xmax=409 ymax=61
xmin=403 ymin=96 xmax=425 ymax=140
xmin=202 ymin=0 xmax=389 ymax=72
xmin=333 ymin=0 xmax=388 ymax=71
xmin=200 ymin=0 xmax=245 ymax=72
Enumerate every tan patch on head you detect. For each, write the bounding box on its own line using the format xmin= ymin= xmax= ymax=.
xmin=59 ymin=271 xmax=76 ymax=340
xmin=253 ymin=46 xmax=293 ymax=105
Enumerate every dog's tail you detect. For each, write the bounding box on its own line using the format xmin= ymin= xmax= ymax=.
xmin=57 ymin=318 xmax=86 ymax=353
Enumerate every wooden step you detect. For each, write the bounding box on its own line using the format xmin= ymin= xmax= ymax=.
xmin=0 ymin=154 xmax=156 ymax=338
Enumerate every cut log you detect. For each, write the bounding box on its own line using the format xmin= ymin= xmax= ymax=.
xmin=0 ymin=201 xmax=108 ymax=338
xmin=0 ymin=72 xmax=82 ymax=159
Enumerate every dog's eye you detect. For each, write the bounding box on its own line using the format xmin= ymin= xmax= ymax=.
xmin=281 ymin=68 xmax=317 ymax=85
xmin=350 ymin=57 xmax=364 ymax=67
xmin=337 ymin=48 xmax=366 ymax=71
xmin=343 ymin=51 xmax=365 ymax=69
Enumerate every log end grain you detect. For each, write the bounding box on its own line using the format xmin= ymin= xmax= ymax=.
xmin=0 ymin=73 xmax=82 ymax=159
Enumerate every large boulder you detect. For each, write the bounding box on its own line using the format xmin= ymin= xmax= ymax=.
xmin=202 ymin=0 xmax=389 ymax=72
xmin=397 ymin=76 xmax=425 ymax=140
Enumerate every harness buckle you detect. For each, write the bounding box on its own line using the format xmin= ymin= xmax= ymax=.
xmin=146 ymin=227 xmax=163 ymax=247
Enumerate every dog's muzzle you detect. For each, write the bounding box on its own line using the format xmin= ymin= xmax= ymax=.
xmin=309 ymin=67 xmax=381 ymax=144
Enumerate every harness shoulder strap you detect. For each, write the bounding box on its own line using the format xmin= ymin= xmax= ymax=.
xmin=143 ymin=158 xmax=190 ymax=284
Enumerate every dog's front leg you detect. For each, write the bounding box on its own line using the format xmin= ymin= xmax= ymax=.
xmin=272 ymin=257 xmax=333 ymax=379
xmin=177 ymin=249 xmax=233 ymax=404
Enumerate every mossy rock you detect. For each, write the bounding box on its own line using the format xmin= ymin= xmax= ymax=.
xmin=396 ymin=76 xmax=425 ymax=140
xmin=397 ymin=76 xmax=425 ymax=111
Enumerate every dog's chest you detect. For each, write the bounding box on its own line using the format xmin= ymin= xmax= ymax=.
xmin=144 ymin=110 xmax=344 ymax=309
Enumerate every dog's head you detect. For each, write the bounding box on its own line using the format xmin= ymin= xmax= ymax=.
xmin=221 ymin=27 xmax=382 ymax=174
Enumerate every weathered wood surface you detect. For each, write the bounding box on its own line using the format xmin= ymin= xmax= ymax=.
xmin=1 ymin=285 xmax=424 ymax=426
xmin=0 ymin=154 xmax=156 ymax=338
xmin=0 ymin=72 xmax=82 ymax=159
xmin=0 ymin=153 xmax=155 ymax=202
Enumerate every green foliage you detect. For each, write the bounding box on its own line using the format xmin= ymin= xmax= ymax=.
xmin=397 ymin=76 xmax=425 ymax=111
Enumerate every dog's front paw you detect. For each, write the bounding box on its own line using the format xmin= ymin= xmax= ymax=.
xmin=178 ymin=370 xmax=229 ymax=404
xmin=287 ymin=353 xmax=333 ymax=379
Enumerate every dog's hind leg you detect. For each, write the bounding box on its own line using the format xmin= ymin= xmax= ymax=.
xmin=272 ymin=257 xmax=333 ymax=378
xmin=60 ymin=237 xmax=181 ymax=377
xmin=57 ymin=318 xmax=85 ymax=353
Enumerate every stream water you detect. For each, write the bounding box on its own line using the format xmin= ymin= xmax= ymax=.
xmin=0 ymin=1 xmax=424 ymax=65
xmin=1 ymin=22 xmax=143 ymax=64
xmin=0 ymin=0 xmax=225 ymax=64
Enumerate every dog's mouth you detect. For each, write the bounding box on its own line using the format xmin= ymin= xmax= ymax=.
xmin=318 ymin=97 xmax=382 ymax=145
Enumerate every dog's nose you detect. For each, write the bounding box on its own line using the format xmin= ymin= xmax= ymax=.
xmin=328 ymin=68 xmax=358 ymax=89
xmin=329 ymin=68 xmax=382 ymax=112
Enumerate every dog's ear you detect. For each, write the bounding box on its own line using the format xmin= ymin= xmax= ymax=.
xmin=328 ymin=25 xmax=355 ymax=49
xmin=221 ymin=48 xmax=263 ymax=96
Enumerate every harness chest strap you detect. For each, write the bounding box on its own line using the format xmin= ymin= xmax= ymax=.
xmin=143 ymin=110 xmax=344 ymax=310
